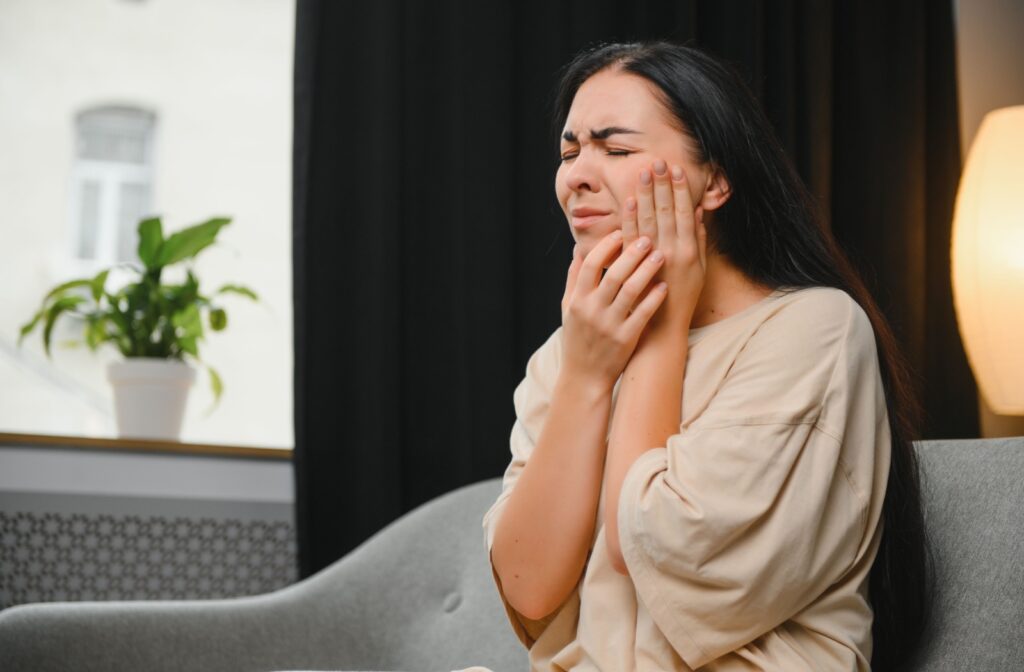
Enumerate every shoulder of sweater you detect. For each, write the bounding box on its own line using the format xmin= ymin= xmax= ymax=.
xmin=772 ymin=286 xmax=872 ymax=340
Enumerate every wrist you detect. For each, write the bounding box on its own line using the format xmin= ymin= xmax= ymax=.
xmin=554 ymin=368 xmax=615 ymax=403
xmin=634 ymin=325 xmax=689 ymax=359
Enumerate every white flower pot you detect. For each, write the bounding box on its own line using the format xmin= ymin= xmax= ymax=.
xmin=107 ymin=358 xmax=196 ymax=441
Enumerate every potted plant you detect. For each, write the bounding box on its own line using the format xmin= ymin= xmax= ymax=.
xmin=18 ymin=216 xmax=258 ymax=441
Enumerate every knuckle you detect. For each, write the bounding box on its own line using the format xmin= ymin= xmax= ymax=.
xmin=605 ymin=266 xmax=627 ymax=284
xmin=611 ymin=330 xmax=629 ymax=348
xmin=619 ymin=282 xmax=641 ymax=304
xmin=624 ymin=241 xmax=644 ymax=257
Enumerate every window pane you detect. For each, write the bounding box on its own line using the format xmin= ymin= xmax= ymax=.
xmin=117 ymin=182 xmax=150 ymax=262
xmin=77 ymin=181 xmax=102 ymax=260
xmin=77 ymin=108 xmax=154 ymax=164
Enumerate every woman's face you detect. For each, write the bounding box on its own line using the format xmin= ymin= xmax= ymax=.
xmin=555 ymin=68 xmax=711 ymax=257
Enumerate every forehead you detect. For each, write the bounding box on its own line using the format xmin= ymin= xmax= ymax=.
xmin=562 ymin=69 xmax=674 ymax=136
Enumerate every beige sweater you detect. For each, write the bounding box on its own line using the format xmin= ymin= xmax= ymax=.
xmin=481 ymin=286 xmax=890 ymax=671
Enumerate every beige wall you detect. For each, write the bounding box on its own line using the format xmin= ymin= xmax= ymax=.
xmin=955 ymin=0 xmax=1024 ymax=153
xmin=0 ymin=0 xmax=295 ymax=448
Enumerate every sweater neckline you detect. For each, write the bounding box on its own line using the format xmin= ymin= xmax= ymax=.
xmin=687 ymin=288 xmax=789 ymax=343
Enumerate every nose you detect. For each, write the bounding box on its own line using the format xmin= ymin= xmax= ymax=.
xmin=563 ymin=150 xmax=601 ymax=194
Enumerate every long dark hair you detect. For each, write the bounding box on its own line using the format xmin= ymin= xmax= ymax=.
xmin=553 ymin=41 xmax=933 ymax=670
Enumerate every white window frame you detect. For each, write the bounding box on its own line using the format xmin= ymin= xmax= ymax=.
xmin=65 ymin=106 xmax=157 ymax=277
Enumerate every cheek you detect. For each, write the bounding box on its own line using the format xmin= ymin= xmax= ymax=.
xmin=554 ymin=166 xmax=570 ymax=210
xmin=607 ymin=157 xmax=646 ymax=201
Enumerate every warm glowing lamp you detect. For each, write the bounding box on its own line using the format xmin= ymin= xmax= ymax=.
xmin=951 ymin=105 xmax=1024 ymax=415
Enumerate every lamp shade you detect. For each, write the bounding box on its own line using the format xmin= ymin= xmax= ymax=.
xmin=951 ymin=105 xmax=1024 ymax=415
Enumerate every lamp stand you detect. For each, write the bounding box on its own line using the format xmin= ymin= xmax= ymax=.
xmin=978 ymin=394 xmax=1024 ymax=438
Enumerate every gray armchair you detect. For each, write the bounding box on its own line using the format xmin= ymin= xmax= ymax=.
xmin=0 ymin=438 xmax=1021 ymax=671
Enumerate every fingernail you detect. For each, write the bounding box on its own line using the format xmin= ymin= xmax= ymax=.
xmin=625 ymin=197 xmax=636 ymax=211
xmin=650 ymin=250 xmax=664 ymax=263
xmin=653 ymin=160 xmax=667 ymax=175
xmin=635 ymin=237 xmax=650 ymax=251
xmin=611 ymin=230 xmax=623 ymax=240
xmin=671 ymin=165 xmax=684 ymax=181
xmin=640 ymin=170 xmax=652 ymax=185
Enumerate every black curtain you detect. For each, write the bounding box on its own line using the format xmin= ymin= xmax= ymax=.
xmin=292 ymin=0 xmax=976 ymax=578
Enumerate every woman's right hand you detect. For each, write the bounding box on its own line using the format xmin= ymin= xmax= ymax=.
xmin=560 ymin=228 xmax=668 ymax=392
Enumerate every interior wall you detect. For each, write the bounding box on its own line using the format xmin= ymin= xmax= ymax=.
xmin=955 ymin=0 xmax=1024 ymax=152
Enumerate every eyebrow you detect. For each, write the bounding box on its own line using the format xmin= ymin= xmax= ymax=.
xmin=561 ymin=126 xmax=642 ymax=142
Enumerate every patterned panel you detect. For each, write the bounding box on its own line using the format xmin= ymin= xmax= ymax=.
xmin=0 ymin=508 xmax=297 ymax=609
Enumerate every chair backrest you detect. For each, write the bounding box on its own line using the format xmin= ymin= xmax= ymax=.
xmin=283 ymin=478 xmax=526 ymax=672
xmin=907 ymin=437 xmax=1024 ymax=670
xmin=283 ymin=437 xmax=1024 ymax=671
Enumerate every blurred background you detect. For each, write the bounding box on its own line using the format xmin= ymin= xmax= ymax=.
xmin=0 ymin=0 xmax=294 ymax=448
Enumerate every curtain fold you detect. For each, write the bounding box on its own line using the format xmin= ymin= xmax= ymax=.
xmin=293 ymin=0 xmax=975 ymax=578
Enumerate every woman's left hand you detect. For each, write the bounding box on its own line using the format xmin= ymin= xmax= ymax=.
xmin=622 ymin=159 xmax=708 ymax=342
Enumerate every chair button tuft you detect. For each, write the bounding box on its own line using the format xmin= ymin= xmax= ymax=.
xmin=443 ymin=591 xmax=462 ymax=613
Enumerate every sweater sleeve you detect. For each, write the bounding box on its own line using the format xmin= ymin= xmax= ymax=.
xmin=481 ymin=327 xmax=579 ymax=648
xmin=617 ymin=291 xmax=881 ymax=668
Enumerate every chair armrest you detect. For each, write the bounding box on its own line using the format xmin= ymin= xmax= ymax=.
xmin=0 ymin=585 xmax=370 ymax=672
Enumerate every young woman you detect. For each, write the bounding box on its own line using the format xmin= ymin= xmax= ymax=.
xmin=482 ymin=42 xmax=930 ymax=671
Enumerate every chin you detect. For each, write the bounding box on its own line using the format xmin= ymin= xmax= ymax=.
xmin=573 ymin=229 xmax=620 ymax=261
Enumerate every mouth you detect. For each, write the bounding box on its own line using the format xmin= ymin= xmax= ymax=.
xmin=570 ymin=208 xmax=612 ymax=231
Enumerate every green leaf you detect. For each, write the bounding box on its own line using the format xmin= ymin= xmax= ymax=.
xmin=104 ymin=294 xmax=131 ymax=339
xmin=214 ymin=284 xmax=258 ymax=301
xmin=179 ymin=335 xmax=198 ymax=356
xmin=90 ymin=269 xmax=109 ymax=302
xmin=116 ymin=340 xmax=132 ymax=357
xmin=17 ymin=308 xmax=46 ymax=345
xmin=42 ymin=278 xmax=92 ymax=303
xmin=137 ymin=217 xmax=164 ymax=269
xmin=42 ymin=296 xmax=87 ymax=357
xmin=155 ymin=217 xmax=231 ymax=268
xmin=178 ymin=271 xmax=199 ymax=306
xmin=202 ymin=364 xmax=224 ymax=416
xmin=209 ymin=307 xmax=227 ymax=331
xmin=85 ymin=315 xmax=111 ymax=350
xmin=171 ymin=303 xmax=203 ymax=339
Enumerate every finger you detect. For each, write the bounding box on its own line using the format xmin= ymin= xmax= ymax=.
xmin=671 ymin=164 xmax=696 ymax=242
xmin=576 ymin=230 xmax=623 ymax=292
xmin=621 ymin=197 xmax=638 ymax=248
xmin=623 ymin=280 xmax=668 ymax=333
xmin=695 ymin=206 xmax=707 ymax=270
xmin=561 ymin=244 xmax=583 ymax=313
xmin=653 ymin=159 xmax=675 ymax=245
xmin=594 ymin=234 xmax=654 ymax=307
xmin=610 ymin=248 xmax=665 ymax=319
xmin=636 ymin=168 xmax=657 ymax=243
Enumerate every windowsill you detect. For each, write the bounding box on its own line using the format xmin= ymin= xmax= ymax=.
xmin=0 ymin=430 xmax=292 ymax=460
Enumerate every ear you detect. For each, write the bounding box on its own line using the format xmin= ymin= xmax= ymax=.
xmin=699 ymin=166 xmax=732 ymax=212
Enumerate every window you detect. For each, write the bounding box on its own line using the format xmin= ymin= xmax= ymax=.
xmin=70 ymin=106 xmax=156 ymax=265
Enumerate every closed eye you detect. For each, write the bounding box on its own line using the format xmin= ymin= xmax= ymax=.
xmin=559 ymin=149 xmax=634 ymax=162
